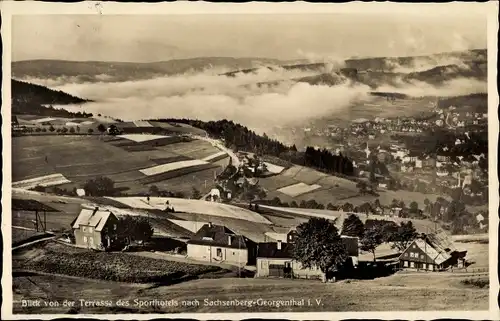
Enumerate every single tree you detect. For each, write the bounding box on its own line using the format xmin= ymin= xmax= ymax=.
xmin=76 ymin=126 xmax=81 ymax=133
xmin=391 ymin=221 xmax=418 ymax=252
xmin=341 ymin=214 xmax=365 ymax=238
xmin=191 ymin=187 xmax=202 ymax=199
xmin=97 ymin=124 xmax=107 ymax=134
xmin=35 ymin=127 xmax=42 ymax=132
xmin=409 ymin=201 xmax=419 ymax=214
xmin=116 ymin=215 xmax=154 ymax=245
xmin=69 ymin=127 xmax=76 ymax=134
xmin=360 ymin=225 xmax=384 ymax=261
xmin=149 ymin=185 xmax=160 ymax=197
xmin=49 ymin=125 xmax=55 ymax=132
xmin=88 ymin=128 xmax=94 ymax=134
xmin=61 ymin=127 xmax=68 ymax=134
xmin=83 ymin=176 xmax=116 ymax=196
xmin=293 ymin=218 xmax=349 ymax=282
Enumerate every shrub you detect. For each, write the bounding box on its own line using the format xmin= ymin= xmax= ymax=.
xmin=69 ymin=127 xmax=76 ymax=133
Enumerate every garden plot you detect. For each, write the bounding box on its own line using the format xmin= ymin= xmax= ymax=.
xmin=280 ymin=165 xmax=304 ymax=178
xmin=140 ymin=160 xmax=210 ymax=176
xmin=263 ymin=162 xmax=285 ymax=174
xmin=33 ymin=117 xmax=57 ymax=123
xmin=12 ymin=174 xmax=71 ymax=190
xmin=259 ymin=204 xmax=345 ymax=222
xmin=277 ymin=182 xmax=322 ymax=197
xmin=258 ymin=175 xmax=297 ymax=191
xmin=202 ymin=151 xmax=227 ymax=162
xmin=118 ymin=134 xmax=170 ymax=143
xmin=133 ymin=120 xmax=153 ymax=127
xmin=107 ymin=197 xmax=273 ymax=225
xmin=292 ymin=168 xmax=329 ymax=185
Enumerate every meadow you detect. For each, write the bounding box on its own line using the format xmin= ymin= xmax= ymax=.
xmin=12 ymin=134 xmax=229 ymax=196
xmin=12 ymin=270 xmax=488 ymax=314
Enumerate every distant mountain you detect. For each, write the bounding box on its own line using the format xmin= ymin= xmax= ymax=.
xmin=12 ymin=57 xmax=290 ymax=82
xmin=11 ymin=79 xmax=92 ymax=118
xmin=220 ymin=49 xmax=487 ymax=77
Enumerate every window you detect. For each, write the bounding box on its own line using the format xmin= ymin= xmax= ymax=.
xmin=82 ymin=227 xmax=87 ymax=232
xmin=410 ymin=262 xmax=415 ymax=268
xmin=404 ymin=261 xmax=408 ymax=267
xmin=216 ymin=248 xmax=222 ymax=257
xmin=88 ymin=227 xmax=93 ymax=233
xmin=412 ymin=245 xmax=416 ymax=248
xmin=83 ymin=236 xmax=88 ymax=242
xmin=410 ymin=252 xmax=414 ymax=258
xmin=89 ymin=237 xmax=94 ymax=246
xmin=404 ymin=253 xmax=408 ymax=257
xmin=233 ymin=252 xmax=235 ymax=255
xmin=420 ymin=255 xmax=424 ymax=259
xmin=114 ymin=224 xmax=117 ymax=231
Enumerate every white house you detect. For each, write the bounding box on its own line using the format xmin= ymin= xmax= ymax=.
xmin=186 ymin=223 xmax=256 ymax=267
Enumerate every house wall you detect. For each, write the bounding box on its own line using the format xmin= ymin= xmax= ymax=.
xmin=187 ymin=243 xmax=248 ymax=266
xmin=399 ymin=241 xmax=437 ymax=271
xmin=256 ymin=258 xmax=325 ymax=279
xmin=74 ymin=225 xmax=102 ymax=250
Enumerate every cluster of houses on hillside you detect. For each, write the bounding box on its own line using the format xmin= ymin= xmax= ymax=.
xmin=69 ymin=206 xmax=469 ymax=281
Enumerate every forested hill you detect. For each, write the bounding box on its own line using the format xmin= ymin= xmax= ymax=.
xmin=12 ymin=79 xmax=91 ymax=105
xmin=11 ymin=79 xmax=93 ymax=118
xmin=153 ymin=118 xmax=355 ymax=177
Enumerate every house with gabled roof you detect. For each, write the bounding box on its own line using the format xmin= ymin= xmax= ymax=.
xmin=186 ymin=223 xmax=257 ymax=266
xmin=71 ymin=207 xmax=119 ymax=250
xmin=398 ymin=236 xmax=467 ymax=271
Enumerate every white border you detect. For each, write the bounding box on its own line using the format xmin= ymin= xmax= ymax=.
xmin=1 ymin=1 xmax=499 ymax=320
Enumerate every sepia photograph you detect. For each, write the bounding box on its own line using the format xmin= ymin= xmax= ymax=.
xmin=2 ymin=1 xmax=498 ymax=319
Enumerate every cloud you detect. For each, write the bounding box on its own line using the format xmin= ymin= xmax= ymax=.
xmin=375 ymin=77 xmax=487 ymax=97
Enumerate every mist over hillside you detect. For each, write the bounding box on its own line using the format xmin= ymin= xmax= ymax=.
xmin=12 ymin=49 xmax=487 ymax=139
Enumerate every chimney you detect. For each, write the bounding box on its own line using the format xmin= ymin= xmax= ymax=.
xmin=228 ymin=235 xmax=232 ymax=246
xmin=277 ymin=240 xmax=282 ymax=250
xmin=208 ymin=222 xmax=212 ymax=228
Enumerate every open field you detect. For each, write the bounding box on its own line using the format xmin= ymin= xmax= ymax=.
xmin=140 ymin=159 xmax=210 ymax=176
xmin=118 ymin=134 xmax=169 ymax=142
xmin=258 ymin=163 xmax=449 ymax=208
xmin=13 ymin=134 xmax=229 ymax=195
xmin=106 ymin=197 xmax=273 ymax=225
xmin=277 ymin=182 xmax=322 ymax=197
xmin=263 ymin=162 xmax=285 ymax=174
xmin=12 ymin=173 xmax=72 ymax=189
xmin=12 ymin=270 xmax=488 ymax=313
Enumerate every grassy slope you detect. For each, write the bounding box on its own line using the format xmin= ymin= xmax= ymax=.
xmin=12 ymin=271 xmax=488 ymax=313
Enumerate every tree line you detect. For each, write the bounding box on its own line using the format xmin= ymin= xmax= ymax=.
xmin=154 ymin=118 xmax=355 ymax=176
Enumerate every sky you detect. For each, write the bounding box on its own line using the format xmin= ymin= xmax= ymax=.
xmin=12 ymin=13 xmax=487 ymax=62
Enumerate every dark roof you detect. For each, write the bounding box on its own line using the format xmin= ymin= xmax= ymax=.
xmin=187 ymin=224 xmax=250 ymax=249
xmin=12 ymin=199 xmax=59 ymax=212
xmin=257 ymin=242 xmax=294 ymax=259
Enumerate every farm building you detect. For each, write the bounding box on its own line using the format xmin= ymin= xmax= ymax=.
xmin=255 ymin=228 xmax=359 ymax=279
xmin=71 ymin=207 xmax=119 ymax=251
xmin=398 ymin=236 xmax=467 ymax=271
xmin=186 ymin=223 xmax=257 ymax=266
